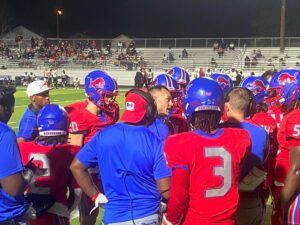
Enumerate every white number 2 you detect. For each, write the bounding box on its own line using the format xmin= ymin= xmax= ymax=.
xmin=293 ymin=125 xmax=300 ymax=137
xmin=204 ymin=147 xmax=232 ymax=198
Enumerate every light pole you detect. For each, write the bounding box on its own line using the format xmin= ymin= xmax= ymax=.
xmin=56 ymin=9 xmax=63 ymax=38
xmin=280 ymin=0 xmax=286 ymax=53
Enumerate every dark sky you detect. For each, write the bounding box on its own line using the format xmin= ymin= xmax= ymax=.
xmin=2 ymin=0 xmax=300 ymax=38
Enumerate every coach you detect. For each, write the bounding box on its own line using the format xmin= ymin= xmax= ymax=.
xmin=221 ymin=87 xmax=268 ymax=225
xmin=17 ymin=80 xmax=52 ymax=142
xmin=71 ymin=89 xmax=171 ymax=224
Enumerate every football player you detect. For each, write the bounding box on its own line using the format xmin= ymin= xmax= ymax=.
xmin=167 ymin=68 xmax=190 ymax=134
xmin=65 ymin=70 xmax=119 ymax=225
xmin=279 ymin=93 xmax=300 ymax=225
xmin=266 ymin=69 xmax=300 ymax=128
xmin=272 ymin=82 xmax=300 ymax=225
xmin=163 ymin=78 xmax=251 ymax=225
xmin=19 ymin=104 xmax=80 ymax=225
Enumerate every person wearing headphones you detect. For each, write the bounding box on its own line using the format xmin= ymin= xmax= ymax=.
xmin=148 ymin=85 xmax=173 ymax=140
xmin=220 ymin=87 xmax=268 ymax=225
xmin=70 ymin=89 xmax=171 ymax=225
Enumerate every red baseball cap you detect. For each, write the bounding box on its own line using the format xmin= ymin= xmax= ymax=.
xmin=120 ymin=92 xmax=147 ymax=123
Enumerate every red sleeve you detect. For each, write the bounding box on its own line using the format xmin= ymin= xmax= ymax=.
xmin=164 ymin=136 xmax=190 ymax=224
xmin=68 ymin=110 xmax=89 ymax=133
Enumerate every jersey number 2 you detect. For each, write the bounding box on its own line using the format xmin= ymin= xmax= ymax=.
xmin=204 ymin=147 xmax=232 ymax=198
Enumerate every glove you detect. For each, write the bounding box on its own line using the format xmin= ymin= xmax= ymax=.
xmin=89 ymin=193 xmax=108 ymax=215
xmin=162 ymin=214 xmax=176 ymax=225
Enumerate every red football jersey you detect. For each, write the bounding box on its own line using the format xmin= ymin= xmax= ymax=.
xmin=164 ymin=128 xmax=251 ymax=225
xmin=168 ymin=113 xmax=189 ymax=134
xmin=65 ymin=101 xmax=119 ymax=144
xmin=19 ymin=142 xmax=80 ymax=206
xmin=285 ymin=109 xmax=300 ymax=147
xmin=267 ymin=106 xmax=284 ymax=128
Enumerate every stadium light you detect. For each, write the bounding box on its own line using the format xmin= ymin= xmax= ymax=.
xmin=56 ymin=9 xmax=63 ymax=38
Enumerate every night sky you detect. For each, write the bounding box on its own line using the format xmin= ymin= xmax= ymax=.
xmin=2 ymin=0 xmax=300 ymax=38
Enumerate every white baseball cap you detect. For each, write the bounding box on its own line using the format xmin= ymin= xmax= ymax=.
xmin=27 ymin=80 xmax=52 ymax=97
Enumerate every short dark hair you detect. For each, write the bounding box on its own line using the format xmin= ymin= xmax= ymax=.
xmin=0 ymin=86 xmax=16 ymax=108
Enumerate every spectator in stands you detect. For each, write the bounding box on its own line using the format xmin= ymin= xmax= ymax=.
xmin=182 ymin=48 xmax=188 ymax=58
xmin=198 ymin=68 xmax=206 ymax=78
xmin=220 ymin=39 xmax=227 ymax=50
xmin=117 ymin=41 xmax=122 ymax=53
xmin=73 ymin=77 xmax=80 ymax=89
xmin=213 ymin=41 xmax=219 ymax=51
xmin=245 ymin=56 xmax=251 ymax=68
xmin=210 ymin=57 xmax=217 ymax=68
xmin=262 ymin=70 xmax=274 ymax=82
xmin=256 ymin=49 xmax=263 ymax=58
xmin=218 ymin=46 xmax=224 ymax=57
xmin=251 ymin=56 xmax=258 ymax=67
xmin=228 ymin=68 xmax=237 ymax=79
xmin=17 ymin=80 xmax=52 ymax=142
xmin=229 ymin=42 xmax=235 ymax=51
xmin=162 ymin=54 xmax=168 ymax=64
xmin=134 ymin=69 xmax=144 ymax=88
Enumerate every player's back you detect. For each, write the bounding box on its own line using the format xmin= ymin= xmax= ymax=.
xmin=248 ymin=112 xmax=277 ymax=136
xmin=19 ymin=142 xmax=80 ymax=207
xmin=165 ymin=128 xmax=251 ymax=225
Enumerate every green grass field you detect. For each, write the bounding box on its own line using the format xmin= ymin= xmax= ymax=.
xmin=10 ymin=87 xmax=273 ymax=225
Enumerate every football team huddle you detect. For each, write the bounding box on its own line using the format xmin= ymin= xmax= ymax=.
xmin=0 ymin=66 xmax=300 ymax=225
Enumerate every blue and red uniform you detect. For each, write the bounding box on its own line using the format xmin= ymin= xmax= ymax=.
xmin=19 ymin=141 xmax=80 ymax=225
xmin=164 ymin=128 xmax=251 ymax=225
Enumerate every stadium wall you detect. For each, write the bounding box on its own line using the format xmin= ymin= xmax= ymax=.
xmin=0 ymin=69 xmax=166 ymax=87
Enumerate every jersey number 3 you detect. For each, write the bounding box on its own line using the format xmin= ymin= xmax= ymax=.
xmin=204 ymin=147 xmax=232 ymax=198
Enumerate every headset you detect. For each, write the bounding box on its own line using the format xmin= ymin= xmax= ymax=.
xmin=225 ymin=87 xmax=256 ymax=118
xmin=125 ymin=89 xmax=157 ymax=122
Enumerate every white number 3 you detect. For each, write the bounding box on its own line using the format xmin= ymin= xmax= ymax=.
xmin=204 ymin=147 xmax=232 ymax=198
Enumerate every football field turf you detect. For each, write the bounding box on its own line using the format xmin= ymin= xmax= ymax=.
xmin=10 ymin=87 xmax=273 ymax=225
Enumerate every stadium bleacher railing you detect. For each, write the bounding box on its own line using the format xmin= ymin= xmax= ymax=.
xmin=2 ymin=37 xmax=300 ymax=48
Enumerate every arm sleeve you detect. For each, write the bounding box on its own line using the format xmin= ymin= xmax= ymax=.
xmin=76 ymin=133 xmax=99 ymax=167
xmin=0 ymin=129 xmax=24 ymax=179
xmin=164 ymin=136 xmax=190 ymax=224
xmin=17 ymin=110 xmax=36 ymax=140
xmin=152 ymin=140 xmax=171 ymax=180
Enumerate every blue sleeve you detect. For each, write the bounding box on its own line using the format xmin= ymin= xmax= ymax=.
xmin=17 ymin=109 xmax=37 ymax=140
xmin=0 ymin=129 xmax=24 ymax=179
xmin=148 ymin=119 xmax=170 ymax=141
xmin=76 ymin=133 xmax=99 ymax=167
xmin=152 ymin=139 xmax=171 ymax=180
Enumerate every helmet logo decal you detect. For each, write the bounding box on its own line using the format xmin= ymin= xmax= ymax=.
xmin=216 ymin=76 xmax=230 ymax=90
xmin=278 ymin=73 xmax=297 ymax=85
xmin=90 ymin=77 xmax=105 ymax=90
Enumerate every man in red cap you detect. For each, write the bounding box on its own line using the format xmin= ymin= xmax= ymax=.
xmin=71 ymin=89 xmax=170 ymax=224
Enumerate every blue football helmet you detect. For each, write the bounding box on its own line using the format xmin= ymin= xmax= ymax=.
xmin=240 ymin=76 xmax=269 ymax=104
xmin=281 ymin=82 xmax=300 ymax=106
xmin=167 ymin=67 xmax=190 ymax=86
xmin=184 ymin=78 xmax=224 ymax=121
xmin=37 ymin=104 xmax=68 ymax=136
xmin=210 ymin=73 xmax=233 ymax=94
xmin=85 ymin=70 xmax=118 ymax=112
xmin=151 ymin=74 xmax=179 ymax=91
